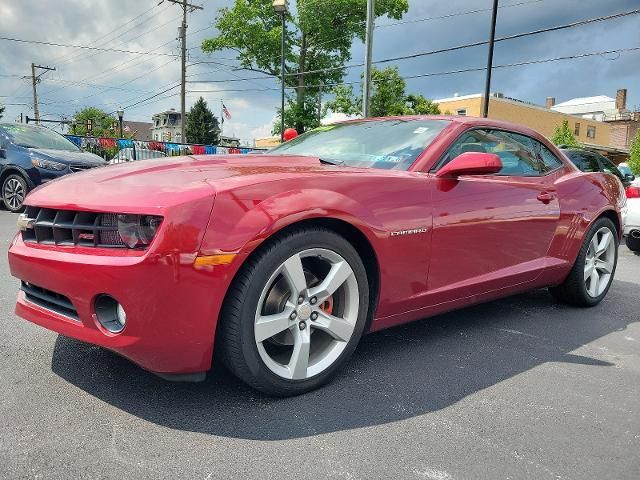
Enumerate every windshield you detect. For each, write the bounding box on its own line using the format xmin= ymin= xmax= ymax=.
xmin=1 ymin=124 xmax=79 ymax=152
xmin=270 ymin=119 xmax=449 ymax=170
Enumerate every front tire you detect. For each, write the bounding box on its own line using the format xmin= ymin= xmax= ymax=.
xmin=550 ymin=217 xmax=618 ymax=307
xmin=2 ymin=174 xmax=28 ymax=213
xmin=217 ymin=227 xmax=369 ymax=396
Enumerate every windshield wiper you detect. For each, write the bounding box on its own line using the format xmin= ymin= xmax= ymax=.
xmin=319 ymin=158 xmax=344 ymax=166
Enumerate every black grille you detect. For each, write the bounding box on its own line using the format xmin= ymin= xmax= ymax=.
xmin=20 ymin=281 xmax=79 ymax=320
xmin=21 ymin=206 xmax=125 ymax=248
xmin=69 ymin=164 xmax=96 ymax=173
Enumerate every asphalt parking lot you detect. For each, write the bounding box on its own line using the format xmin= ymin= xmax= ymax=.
xmin=0 ymin=209 xmax=638 ymax=480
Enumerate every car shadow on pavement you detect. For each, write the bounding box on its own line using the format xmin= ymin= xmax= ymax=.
xmin=51 ymin=280 xmax=638 ymax=440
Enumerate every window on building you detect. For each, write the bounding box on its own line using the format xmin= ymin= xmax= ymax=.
xmin=587 ymin=126 xmax=596 ymax=139
xmin=574 ymin=123 xmax=580 ymax=136
xmin=456 ymin=109 xmax=467 ymax=116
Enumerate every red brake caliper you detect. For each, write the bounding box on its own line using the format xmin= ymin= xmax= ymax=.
xmin=319 ymin=296 xmax=334 ymax=315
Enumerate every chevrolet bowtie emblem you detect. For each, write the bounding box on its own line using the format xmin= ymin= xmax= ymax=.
xmin=17 ymin=214 xmax=35 ymax=231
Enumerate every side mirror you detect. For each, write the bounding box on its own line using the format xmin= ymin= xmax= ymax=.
xmin=625 ymin=173 xmax=636 ymax=182
xmin=0 ymin=148 xmax=6 ymax=159
xmin=435 ymin=152 xmax=503 ymax=178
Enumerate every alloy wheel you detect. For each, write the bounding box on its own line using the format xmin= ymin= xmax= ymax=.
xmin=254 ymin=248 xmax=359 ymax=380
xmin=584 ymin=226 xmax=615 ymax=298
xmin=4 ymin=178 xmax=25 ymax=210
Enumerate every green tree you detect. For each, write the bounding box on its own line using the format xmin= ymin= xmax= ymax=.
xmin=324 ymin=66 xmax=440 ymax=117
xmin=551 ymin=119 xmax=581 ymax=148
xmin=72 ymin=107 xmax=117 ymax=136
xmin=201 ymin=0 xmax=409 ymax=134
xmin=186 ymin=97 xmax=220 ymax=144
xmin=629 ymin=128 xmax=640 ymax=175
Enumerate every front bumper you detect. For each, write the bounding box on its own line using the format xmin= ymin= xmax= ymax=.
xmin=8 ymin=233 xmax=237 ymax=375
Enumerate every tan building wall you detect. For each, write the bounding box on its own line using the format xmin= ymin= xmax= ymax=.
xmin=436 ymin=96 xmax=613 ymax=148
xmin=255 ymin=136 xmax=281 ymax=148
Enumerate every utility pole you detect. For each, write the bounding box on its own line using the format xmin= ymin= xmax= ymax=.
xmin=29 ymin=63 xmax=56 ymax=125
xmin=362 ymin=0 xmax=375 ymax=117
xmin=482 ymin=0 xmax=499 ymax=118
xmin=168 ymin=0 xmax=203 ymax=143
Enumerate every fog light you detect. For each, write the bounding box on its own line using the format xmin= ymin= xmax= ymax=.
xmin=95 ymin=295 xmax=126 ymax=333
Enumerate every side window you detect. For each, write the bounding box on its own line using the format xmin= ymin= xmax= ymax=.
xmin=539 ymin=145 xmax=564 ymax=173
xmin=598 ymin=155 xmax=624 ymax=182
xmin=566 ymin=151 xmax=599 ymax=172
xmin=437 ymin=129 xmax=542 ymax=176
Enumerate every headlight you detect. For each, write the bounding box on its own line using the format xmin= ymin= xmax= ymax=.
xmin=32 ymin=158 xmax=67 ymax=171
xmin=117 ymin=214 xmax=163 ymax=248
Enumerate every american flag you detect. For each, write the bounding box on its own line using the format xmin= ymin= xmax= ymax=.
xmin=222 ymin=103 xmax=232 ymax=120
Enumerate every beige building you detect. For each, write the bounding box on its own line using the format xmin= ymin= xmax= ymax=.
xmin=255 ymin=136 xmax=281 ymax=148
xmin=434 ymin=93 xmax=612 ymax=147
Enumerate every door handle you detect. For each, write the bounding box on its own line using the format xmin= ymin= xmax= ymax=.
xmin=537 ymin=191 xmax=556 ymax=204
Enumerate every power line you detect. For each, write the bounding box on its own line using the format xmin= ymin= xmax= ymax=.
xmin=0 ymin=36 xmax=179 ymax=57
xmin=285 ymin=7 xmax=640 ymax=77
xmin=309 ymin=0 xmax=544 ymax=52
xmin=187 ymin=46 xmax=640 ymax=94
xmin=51 ymin=3 xmax=167 ymax=66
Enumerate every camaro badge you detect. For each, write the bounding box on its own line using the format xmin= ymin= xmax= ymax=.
xmin=16 ymin=214 xmax=35 ymax=231
xmin=390 ymin=227 xmax=429 ymax=237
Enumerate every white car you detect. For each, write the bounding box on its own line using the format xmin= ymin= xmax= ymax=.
xmin=110 ymin=148 xmax=167 ymax=164
xmin=624 ymin=183 xmax=640 ymax=252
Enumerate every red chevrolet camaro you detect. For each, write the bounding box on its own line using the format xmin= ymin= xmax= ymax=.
xmin=8 ymin=117 xmax=626 ymax=396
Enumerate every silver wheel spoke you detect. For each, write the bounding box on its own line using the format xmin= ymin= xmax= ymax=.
xmin=281 ymin=253 xmax=307 ymax=297
xmin=312 ymin=310 xmax=355 ymax=342
xmin=595 ymin=259 xmax=612 ymax=274
xmin=255 ymin=304 xmax=295 ymax=342
xmin=308 ymin=260 xmax=354 ymax=302
xmin=596 ymin=231 xmax=612 ymax=257
xmin=288 ymin=327 xmax=311 ymax=380
xmin=584 ymin=262 xmax=595 ymax=280
xmin=587 ymin=269 xmax=600 ymax=297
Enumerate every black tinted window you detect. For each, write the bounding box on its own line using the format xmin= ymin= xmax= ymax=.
xmin=564 ymin=151 xmax=600 ymax=172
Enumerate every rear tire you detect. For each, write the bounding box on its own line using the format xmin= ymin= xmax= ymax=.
xmin=217 ymin=227 xmax=369 ymax=396
xmin=2 ymin=174 xmax=28 ymax=213
xmin=626 ymin=233 xmax=640 ymax=252
xmin=549 ymin=217 xmax=618 ymax=307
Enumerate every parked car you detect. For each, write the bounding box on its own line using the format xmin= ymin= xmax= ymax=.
xmin=0 ymin=123 xmax=105 ymax=212
xmin=110 ymin=147 xmax=167 ymax=164
xmin=9 ymin=117 xmax=626 ymax=396
xmin=617 ymin=162 xmax=639 ymax=186
xmin=560 ymin=148 xmax=635 ymax=186
xmin=623 ymin=183 xmax=640 ymax=251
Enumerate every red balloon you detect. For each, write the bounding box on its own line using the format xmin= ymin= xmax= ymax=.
xmin=283 ymin=128 xmax=299 ymax=141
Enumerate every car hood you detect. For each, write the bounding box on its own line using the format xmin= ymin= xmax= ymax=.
xmin=30 ymin=148 xmax=106 ymax=165
xmin=25 ymin=154 xmax=363 ymax=213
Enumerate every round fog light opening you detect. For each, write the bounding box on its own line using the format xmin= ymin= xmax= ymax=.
xmin=95 ymin=295 xmax=126 ymax=333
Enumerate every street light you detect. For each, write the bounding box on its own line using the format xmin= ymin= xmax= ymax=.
xmin=273 ymin=0 xmax=288 ymax=141
xmin=117 ymin=108 xmax=124 ymax=138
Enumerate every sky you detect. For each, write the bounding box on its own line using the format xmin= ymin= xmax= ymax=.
xmin=1 ymin=0 xmax=639 ymax=145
